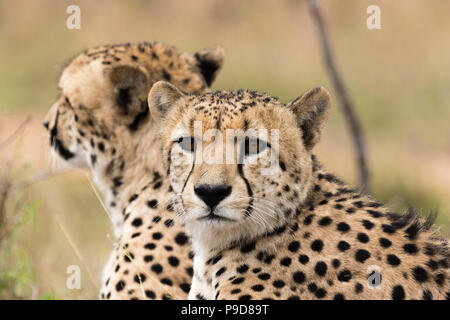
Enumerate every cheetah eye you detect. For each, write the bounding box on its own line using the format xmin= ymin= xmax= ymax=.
xmin=176 ymin=136 xmax=196 ymax=153
xmin=243 ymin=137 xmax=267 ymax=156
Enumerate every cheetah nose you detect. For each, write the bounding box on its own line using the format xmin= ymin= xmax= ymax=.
xmin=42 ymin=121 xmax=49 ymax=130
xmin=194 ymin=184 xmax=232 ymax=208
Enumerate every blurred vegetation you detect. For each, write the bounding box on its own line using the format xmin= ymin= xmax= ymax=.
xmin=0 ymin=0 xmax=449 ymax=299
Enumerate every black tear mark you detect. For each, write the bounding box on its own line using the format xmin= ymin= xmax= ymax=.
xmin=237 ymin=164 xmax=253 ymax=217
xmin=194 ymin=53 xmax=219 ymax=87
xmin=50 ymin=110 xmax=75 ymax=160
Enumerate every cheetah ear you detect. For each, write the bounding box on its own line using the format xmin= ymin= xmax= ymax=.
xmin=287 ymin=86 xmax=331 ymax=150
xmin=148 ymin=81 xmax=185 ymax=119
xmin=194 ymin=45 xmax=225 ymax=87
xmin=108 ymin=65 xmax=150 ymax=114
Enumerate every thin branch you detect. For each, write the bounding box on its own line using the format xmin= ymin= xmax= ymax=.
xmin=0 ymin=115 xmax=32 ymax=150
xmin=11 ymin=168 xmax=70 ymax=191
xmin=307 ymin=0 xmax=370 ymax=193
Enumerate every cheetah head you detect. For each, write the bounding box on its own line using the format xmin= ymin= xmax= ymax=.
xmin=44 ymin=43 xmax=225 ymax=170
xmin=149 ymin=81 xmax=331 ymax=247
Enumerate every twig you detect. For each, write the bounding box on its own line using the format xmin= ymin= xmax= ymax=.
xmin=0 ymin=115 xmax=32 ymax=150
xmin=11 ymin=168 xmax=70 ymax=191
xmin=307 ymin=0 xmax=370 ymax=193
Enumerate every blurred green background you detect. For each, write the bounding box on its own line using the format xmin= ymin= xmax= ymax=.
xmin=0 ymin=0 xmax=449 ymax=299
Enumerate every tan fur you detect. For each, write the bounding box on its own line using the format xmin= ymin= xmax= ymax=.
xmin=151 ymin=82 xmax=450 ymax=300
xmin=44 ymin=42 xmax=225 ymax=299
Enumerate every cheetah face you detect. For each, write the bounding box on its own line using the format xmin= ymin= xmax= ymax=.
xmin=44 ymin=43 xmax=225 ymax=170
xmin=150 ymin=81 xmax=331 ymax=243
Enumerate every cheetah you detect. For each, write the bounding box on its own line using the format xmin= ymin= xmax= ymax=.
xmin=148 ymin=80 xmax=450 ymax=300
xmin=44 ymin=42 xmax=225 ymax=299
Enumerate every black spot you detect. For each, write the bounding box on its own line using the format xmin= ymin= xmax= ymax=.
xmin=153 ymin=181 xmax=163 ymax=189
xmin=143 ymin=255 xmax=153 ymax=263
xmin=288 ymin=241 xmax=300 ymax=252
xmin=307 ymin=283 xmax=317 ymax=292
xmin=382 ymin=224 xmax=396 ymax=234
xmin=404 ymin=222 xmax=420 ymax=240
xmin=168 ymin=256 xmax=179 ymax=267
xmin=357 ymin=232 xmax=369 ymax=243
xmin=303 ymin=214 xmax=314 ymax=225
xmin=152 ymin=232 xmax=163 ymax=240
xmin=346 ymin=207 xmax=356 ymax=214
xmin=293 ymin=271 xmax=306 ymax=284
xmin=315 ymin=288 xmax=327 ymax=299
xmin=212 ymin=254 xmax=222 ymax=265
xmin=164 ymin=219 xmax=174 ymax=227
xmin=403 ymin=243 xmax=419 ymax=254
xmin=280 ymin=257 xmax=292 ymax=267
xmin=367 ymin=210 xmax=383 ymax=218
xmin=134 ymin=273 xmax=146 ymax=283
xmin=115 ymin=281 xmax=125 ymax=291
xmin=354 ymin=283 xmax=363 ymax=294
xmin=258 ymin=273 xmax=271 ymax=280
xmin=337 ymin=270 xmax=352 ymax=282
xmin=124 ymin=252 xmax=134 ymax=262
xmin=362 ymin=220 xmax=375 ymax=230
xmin=273 ymin=280 xmax=285 ymax=289
xmin=151 ymin=263 xmax=163 ymax=274
xmin=422 ymin=290 xmax=433 ymax=300
xmin=239 ymin=294 xmax=251 ymax=300
xmin=231 ymin=277 xmax=245 ymax=285
xmin=147 ymin=199 xmax=158 ymax=208
xmin=251 ymin=284 xmax=265 ymax=292
xmin=337 ymin=222 xmax=350 ymax=232
xmin=230 ymin=288 xmax=241 ymax=294
xmin=435 ymin=273 xmax=445 ymax=286
xmin=311 ymin=239 xmax=323 ymax=252
xmin=299 ymin=255 xmax=309 ymax=265
xmin=392 ymin=285 xmax=405 ymax=300
xmin=318 ymin=216 xmax=332 ymax=226
xmin=145 ymin=290 xmax=155 ymax=299
xmin=240 ymin=242 xmax=256 ymax=253
xmin=412 ymin=266 xmax=429 ymax=283
xmin=355 ymin=249 xmax=371 ymax=263
xmin=314 ymin=261 xmax=327 ymax=276
xmin=334 ymin=293 xmax=345 ymax=300
xmin=131 ymin=218 xmax=142 ymax=227
xmin=379 ymin=237 xmax=392 ymax=248
xmin=180 ymin=283 xmax=190 ymax=294
xmin=337 ymin=241 xmax=350 ymax=251
xmin=332 ymin=259 xmax=341 ymax=268
xmin=175 ymin=232 xmax=188 ymax=245
xmin=216 ymin=267 xmax=226 ymax=277
xmin=426 ymin=259 xmax=438 ymax=271
xmin=237 ymin=264 xmax=249 ymax=274
xmin=386 ymin=254 xmax=401 ymax=266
